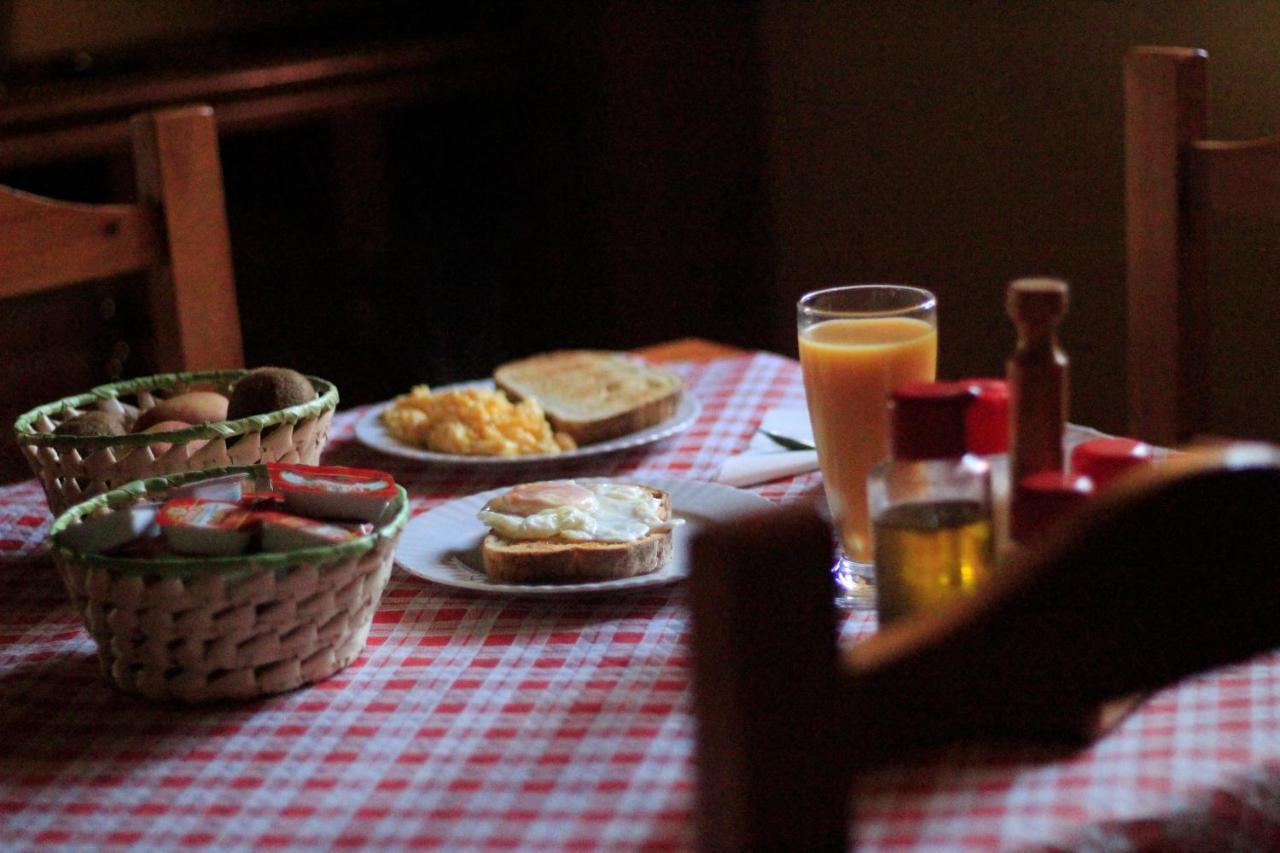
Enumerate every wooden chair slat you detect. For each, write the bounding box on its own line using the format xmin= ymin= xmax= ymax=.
xmin=1125 ymin=46 xmax=1280 ymax=443
xmin=131 ymin=106 xmax=243 ymax=372
xmin=1124 ymin=47 xmax=1207 ymax=445
xmin=1191 ymin=138 xmax=1280 ymax=221
xmin=0 ymin=189 xmax=158 ymax=298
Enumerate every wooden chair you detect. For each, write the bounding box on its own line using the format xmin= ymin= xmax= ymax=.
xmin=1125 ymin=47 xmax=1280 ymax=445
xmin=689 ymin=444 xmax=1280 ymax=851
xmin=0 ymin=104 xmax=242 ymax=480
xmin=0 ymin=104 xmax=243 ymax=372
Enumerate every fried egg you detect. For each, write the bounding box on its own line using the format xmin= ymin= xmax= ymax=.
xmin=478 ymin=480 xmax=680 ymax=542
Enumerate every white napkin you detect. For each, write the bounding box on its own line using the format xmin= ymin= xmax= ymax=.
xmin=716 ymin=407 xmax=820 ymax=487
xmin=714 ymin=413 xmax=1114 ymax=490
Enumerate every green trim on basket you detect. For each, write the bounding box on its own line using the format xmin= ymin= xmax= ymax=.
xmin=13 ymin=370 xmax=339 ymax=450
xmin=48 ymin=464 xmax=410 ymax=579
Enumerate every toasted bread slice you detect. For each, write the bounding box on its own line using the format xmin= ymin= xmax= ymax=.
xmin=493 ymin=350 xmax=683 ymax=445
xmin=481 ymin=486 xmax=675 ymax=583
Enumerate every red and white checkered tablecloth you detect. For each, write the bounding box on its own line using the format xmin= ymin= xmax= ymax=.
xmin=1 ymin=351 xmax=1278 ymax=851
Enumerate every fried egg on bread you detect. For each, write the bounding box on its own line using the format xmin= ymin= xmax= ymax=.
xmin=478 ymin=480 xmax=681 ymax=583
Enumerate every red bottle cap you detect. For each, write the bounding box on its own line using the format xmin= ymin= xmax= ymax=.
xmin=1012 ymin=470 xmax=1094 ymax=543
xmin=961 ymin=378 xmax=1009 ymax=455
xmin=1070 ymin=437 xmax=1155 ymax=490
xmin=890 ymin=382 xmax=976 ymax=461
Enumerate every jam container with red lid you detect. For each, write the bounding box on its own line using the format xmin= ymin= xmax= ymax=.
xmin=1011 ymin=470 xmax=1095 ymax=545
xmin=157 ymin=498 xmax=256 ymax=556
xmin=1071 ymin=437 xmax=1157 ymax=491
xmin=257 ymin=510 xmax=371 ymax=552
xmin=268 ymin=463 xmax=398 ymax=522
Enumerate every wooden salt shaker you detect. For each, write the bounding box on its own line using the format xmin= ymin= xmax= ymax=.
xmin=1006 ymin=277 xmax=1069 ymax=507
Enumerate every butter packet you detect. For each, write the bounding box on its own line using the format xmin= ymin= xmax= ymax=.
xmin=56 ymin=503 xmax=162 ymax=555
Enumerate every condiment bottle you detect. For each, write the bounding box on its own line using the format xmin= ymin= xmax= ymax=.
xmin=1071 ymin=437 xmax=1156 ymax=491
xmin=868 ymin=382 xmax=996 ymax=627
xmin=963 ymin=379 xmax=1010 ymax=456
xmin=1010 ymin=471 xmax=1094 ymax=546
xmin=1006 ymin=277 xmax=1069 ymax=542
xmin=963 ymin=378 xmax=1011 ymax=551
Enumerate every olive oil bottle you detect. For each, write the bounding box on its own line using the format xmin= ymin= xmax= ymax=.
xmin=874 ymin=499 xmax=995 ymax=625
xmin=869 ymin=382 xmax=996 ymax=628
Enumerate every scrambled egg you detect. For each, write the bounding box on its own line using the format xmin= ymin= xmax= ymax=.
xmin=381 ymin=385 xmax=575 ymax=456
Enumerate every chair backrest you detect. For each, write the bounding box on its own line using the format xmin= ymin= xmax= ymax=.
xmin=0 ymin=104 xmax=243 ymax=372
xmin=689 ymin=444 xmax=1280 ymax=851
xmin=0 ymin=104 xmax=243 ymax=480
xmin=1124 ymin=46 xmax=1280 ymax=445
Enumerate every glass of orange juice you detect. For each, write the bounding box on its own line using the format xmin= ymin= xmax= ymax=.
xmin=797 ymin=285 xmax=938 ymax=608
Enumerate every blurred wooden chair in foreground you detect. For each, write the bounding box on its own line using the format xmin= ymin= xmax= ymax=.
xmin=690 ymin=444 xmax=1280 ymax=851
xmin=0 ymin=104 xmax=242 ymax=480
xmin=1125 ymin=47 xmax=1280 ymax=446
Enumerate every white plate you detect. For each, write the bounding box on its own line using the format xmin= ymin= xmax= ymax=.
xmin=394 ymin=477 xmax=777 ymax=595
xmin=354 ymin=381 xmax=701 ymax=465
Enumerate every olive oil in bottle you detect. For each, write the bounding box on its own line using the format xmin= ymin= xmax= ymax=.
xmin=873 ymin=499 xmax=995 ymax=626
xmin=868 ymin=382 xmax=996 ymax=628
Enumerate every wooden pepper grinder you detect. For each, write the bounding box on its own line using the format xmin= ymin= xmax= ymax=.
xmin=1006 ymin=277 xmax=1069 ymax=497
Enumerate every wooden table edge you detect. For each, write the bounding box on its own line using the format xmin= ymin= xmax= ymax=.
xmin=634 ymin=338 xmax=746 ymax=364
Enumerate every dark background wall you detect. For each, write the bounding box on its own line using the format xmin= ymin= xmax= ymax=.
xmin=757 ymin=1 xmax=1280 ymax=438
xmin=3 ymin=1 xmax=1279 ymax=480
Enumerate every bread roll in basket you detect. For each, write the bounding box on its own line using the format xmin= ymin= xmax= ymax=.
xmin=13 ymin=370 xmax=338 ymax=514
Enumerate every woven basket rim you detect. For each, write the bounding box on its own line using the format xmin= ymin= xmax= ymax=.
xmin=48 ymin=464 xmax=409 ymax=578
xmin=12 ymin=370 xmax=339 ymax=449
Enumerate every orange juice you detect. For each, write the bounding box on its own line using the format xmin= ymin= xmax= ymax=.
xmin=799 ymin=317 xmax=937 ymax=563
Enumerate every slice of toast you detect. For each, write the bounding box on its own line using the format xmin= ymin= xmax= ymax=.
xmin=493 ymin=350 xmax=683 ymax=446
xmin=481 ymin=486 xmax=675 ymax=583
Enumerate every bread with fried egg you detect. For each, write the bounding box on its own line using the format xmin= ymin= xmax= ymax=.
xmin=479 ymin=482 xmax=676 ymax=582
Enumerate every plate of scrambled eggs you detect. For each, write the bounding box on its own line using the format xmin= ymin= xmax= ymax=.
xmin=354 ymin=381 xmax=700 ymax=464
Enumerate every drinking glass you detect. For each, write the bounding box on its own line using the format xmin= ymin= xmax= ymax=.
xmin=797 ymin=285 xmax=938 ymax=608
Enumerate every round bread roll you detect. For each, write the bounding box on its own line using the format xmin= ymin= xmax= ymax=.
xmin=228 ymin=367 xmax=316 ymax=420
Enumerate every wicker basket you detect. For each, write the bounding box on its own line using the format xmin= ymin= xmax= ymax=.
xmin=48 ymin=465 xmax=409 ymax=703
xmin=14 ymin=370 xmax=338 ymax=515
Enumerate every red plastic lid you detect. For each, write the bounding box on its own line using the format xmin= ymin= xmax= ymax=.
xmin=962 ymin=378 xmax=1009 ymax=455
xmin=1011 ymin=470 xmax=1095 ymax=543
xmin=1070 ymin=437 xmax=1154 ymax=490
xmin=890 ymin=382 xmax=976 ymax=461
